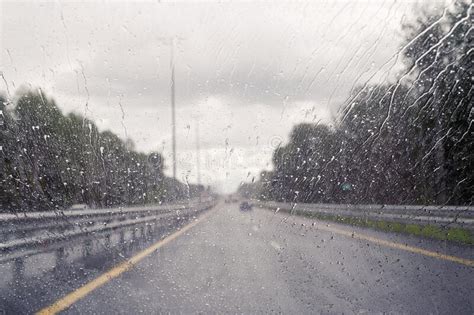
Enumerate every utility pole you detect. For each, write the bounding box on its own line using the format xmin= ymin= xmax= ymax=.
xmin=195 ymin=118 xmax=201 ymax=187
xmin=170 ymin=39 xmax=177 ymax=180
xmin=158 ymin=36 xmax=183 ymax=180
xmin=195 ymin=118 xmax=202 ymax=202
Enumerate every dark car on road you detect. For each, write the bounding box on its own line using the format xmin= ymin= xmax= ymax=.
xmin=239 ymin=201 xmax=252 ymax=211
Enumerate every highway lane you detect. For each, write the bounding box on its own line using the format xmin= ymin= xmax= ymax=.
xmin=0 ymin=214 xmax=198 ymax=314
xmin=58 ymin=201 xmax=474 ymax=314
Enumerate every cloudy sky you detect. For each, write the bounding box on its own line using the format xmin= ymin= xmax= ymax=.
xmin=1 ymin=0 xmax=434 ymax=192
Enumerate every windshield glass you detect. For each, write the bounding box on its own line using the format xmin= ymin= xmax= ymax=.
xmin=1 ymin=0 xmax=473 ymax=313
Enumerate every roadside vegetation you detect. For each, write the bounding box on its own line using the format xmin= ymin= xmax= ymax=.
xmin=258 ymin=205 xmax=473 ymax=245
xmin=240 ymin=1 xmax=472 ymax=207
xmin=0 ymin=91 xmax=204 ymax=212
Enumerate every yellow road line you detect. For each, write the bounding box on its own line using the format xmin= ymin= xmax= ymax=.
xmin=37 ymin=209 xmax=216 ymax=315
xmin=316 ymin=224 xmax=474 ymax=267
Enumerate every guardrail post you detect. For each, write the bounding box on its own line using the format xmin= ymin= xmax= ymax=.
xmin=149 ymin=223 xmax=155 ymax=235
xmin=56 ymin=247 xmax=66 ymax=269
xmin=147 ymin=224 xmax=152 ymax=238
xmin=131 ymin=228 xmax=138 ymax=249
xmin=105 ymin=234 xmax=111 ymax=250
xmin=120 ymin=230 xmax=125 ymax=245
xmin=13 ymin=257 xmax=24 ymax=283
xmin=140 ymin=226 xmax=145 ymax=240
xmin=83 ymin=239 xmax=92 ymax=258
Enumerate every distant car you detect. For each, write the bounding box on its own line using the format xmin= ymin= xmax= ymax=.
xmin=225 ymin=195 xmax=240 ymax=203
xmin=239 ymin=201 xmax=252 ymax=211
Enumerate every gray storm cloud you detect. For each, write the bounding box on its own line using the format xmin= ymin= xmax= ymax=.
xmin=1 ymin=0 xmax=417 ymax=192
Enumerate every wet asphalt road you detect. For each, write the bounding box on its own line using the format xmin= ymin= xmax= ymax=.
xmin=62 ymin=201 xmax=474 ymax=314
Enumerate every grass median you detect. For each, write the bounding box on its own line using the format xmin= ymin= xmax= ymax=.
xmin=267 ymin=207 xmax=473 ymax=245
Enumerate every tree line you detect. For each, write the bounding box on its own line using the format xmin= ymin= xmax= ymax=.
xmin=240 ymin=1 xmax=472 ymax=206
xmin=0 ymin=90 xmax=204 ymax=212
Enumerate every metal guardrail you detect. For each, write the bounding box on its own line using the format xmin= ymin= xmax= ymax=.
xmin=0 ymin=197 xmax=217 ymax=264
xmin=253 ymin=200 xmax=474 ymax=231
